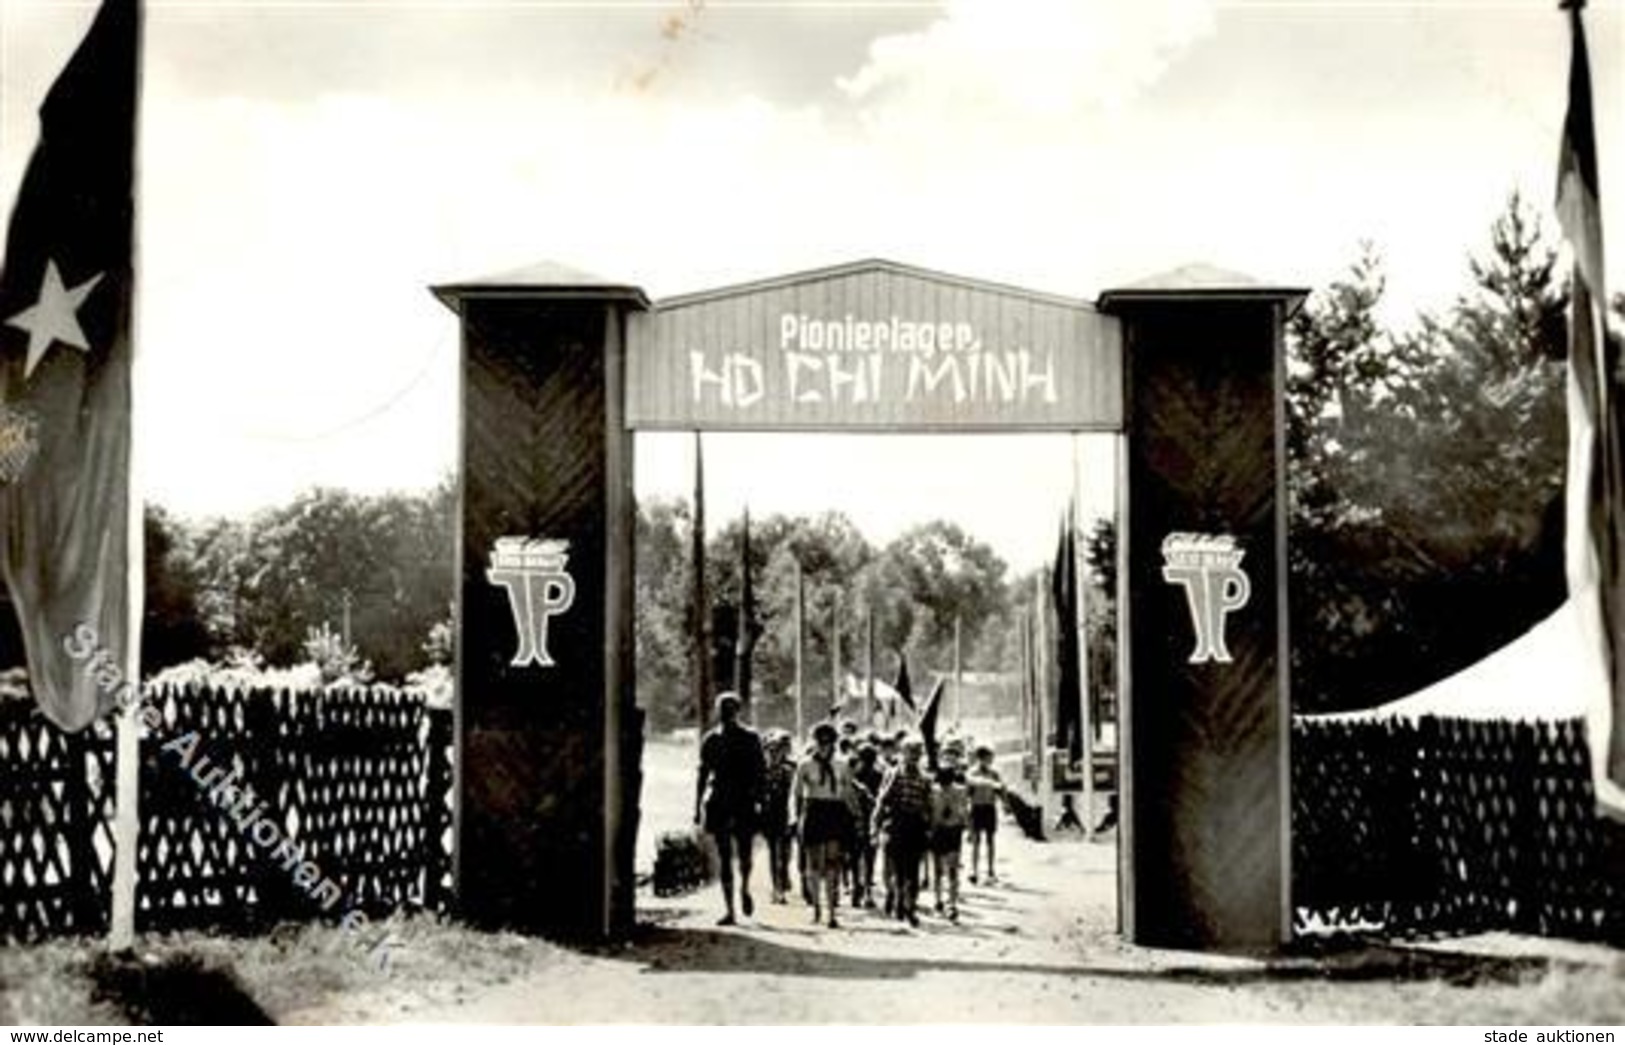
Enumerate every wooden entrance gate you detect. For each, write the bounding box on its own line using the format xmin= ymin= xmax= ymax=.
xmin=432 ymin=258 xmax=1304 ymax=949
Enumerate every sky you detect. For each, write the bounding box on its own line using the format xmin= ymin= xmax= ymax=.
xmin=1 ymin=0 xmax=1621 ymax=570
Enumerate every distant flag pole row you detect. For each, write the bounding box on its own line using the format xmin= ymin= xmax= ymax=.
xmin=1555 ymin=0 xmax=1625 ymax=819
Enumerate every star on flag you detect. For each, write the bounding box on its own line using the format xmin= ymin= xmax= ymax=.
xmin=5 ymin=259 xmax=103 ymax=380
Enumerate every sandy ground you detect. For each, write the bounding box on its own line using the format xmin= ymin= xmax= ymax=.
xmin=10 ymin=736 xmax=1621 ymax=1026
xmin=281 ymin=822 xmax=1623 ymax=1025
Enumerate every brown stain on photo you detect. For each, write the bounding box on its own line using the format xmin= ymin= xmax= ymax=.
xmin=618 ymin=0 xmax=709 ymax=95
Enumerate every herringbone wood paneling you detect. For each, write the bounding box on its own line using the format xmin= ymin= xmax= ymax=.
xmin=458 ymin=301 xmax=613 ymax=937
xmin=1124 ymin=301 xmax=1287 ymax=948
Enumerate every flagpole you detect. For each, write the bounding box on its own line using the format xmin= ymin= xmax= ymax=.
xmin=864 ymin=600 xmax=875 ymax=727
xmin=1034 ymin=572 xmax=1051 ymax=825
xmin=830 ymin=587 xmax=842 ymax=720
xmin=793 ymin=558 xmax=805 ymax=740
xmin=1018 ymin=607 xmax=1029 ymax=754
xmin=692 ymin=431 xmax=709 ymax=745
xmin=953 ymin=615 xmax=963 ymax=729
xmin=108 ymin=0 xmax=147 ymax=953
xmin=1073 ymin=439 xmax=1094 ymax=842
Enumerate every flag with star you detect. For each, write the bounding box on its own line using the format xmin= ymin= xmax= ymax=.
xmin=1555 ymin=0 xmax=1625 ymax=818
xmin=0 ymin=0 xmax=140 ymax=732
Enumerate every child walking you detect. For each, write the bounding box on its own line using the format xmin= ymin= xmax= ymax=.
xmin=966 ymin=744 xmax=1004 ymax=884
xmin=872 ymin=736 xmax=933 ymax=927
xmin=931 ymin=743 xmax=970 ymax=921
xmin=761 ymin=730 xmax=797 ymax=903
xmin=794 ymin=722 xmax=854 ymax=928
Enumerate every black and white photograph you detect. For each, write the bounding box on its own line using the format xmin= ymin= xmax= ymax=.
xmin=0 ymin=0 xmax=1623 ymax=1028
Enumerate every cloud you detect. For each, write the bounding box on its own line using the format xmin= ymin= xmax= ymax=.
xmin=11 ymin=0 xmax=1614 ymax=536
xmin=838 ymin=0 xmax=1217 ymax=128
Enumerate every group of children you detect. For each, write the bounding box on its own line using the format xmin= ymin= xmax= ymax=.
xmin=759 ymin=720 xmax=1006 ymax=929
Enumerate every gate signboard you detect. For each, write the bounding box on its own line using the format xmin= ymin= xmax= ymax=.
xmin=626 ymin=259 xmax=1122 ymax=432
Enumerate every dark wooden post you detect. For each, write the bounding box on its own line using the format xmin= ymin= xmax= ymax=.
xmin=1100 ymin=266 xmax=1304 ymax=951
xmin=432 ymin=263 xmax=645 ymax=939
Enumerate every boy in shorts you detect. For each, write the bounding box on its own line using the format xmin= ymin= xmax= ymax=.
xmin=931 ymin=742 xmax=970 ymax=920
xmin=966 ymin=744 xmax=1004 ymax=884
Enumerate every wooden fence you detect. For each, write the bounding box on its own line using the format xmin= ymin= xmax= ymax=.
xmin=0 ymin=684 xmax=453 ymax=942
xmin=1293 ymin=715 xmax=1625 ymax=944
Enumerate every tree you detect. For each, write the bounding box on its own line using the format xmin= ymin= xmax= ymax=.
xmin=870 ymin=521 xmax=1008 ymax=672
xmin=1080 ymin=517 xmax=1117 ymax=716
xmin=183 ymin=480 xmax=455 ymax=681
xmin=142 ymin=505 xmax=213 ymax=672
xmin=1285 ymin=194 xmax=1569 ymax=711
xmin=721 ymin=510 xmax=873 ymax=731
xmin=634 ymin=496 xmax=694 ymax=731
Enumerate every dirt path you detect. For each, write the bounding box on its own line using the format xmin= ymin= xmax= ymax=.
xmin=305 ymin=828 xmax=1617 ymax=1025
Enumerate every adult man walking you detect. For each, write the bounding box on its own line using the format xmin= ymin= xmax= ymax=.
xmin=695 ymin=691 xmax=766 ymax=925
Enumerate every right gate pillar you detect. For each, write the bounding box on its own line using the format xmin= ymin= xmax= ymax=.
xmin=1099 ymin=266 xmax=1306 ymax=951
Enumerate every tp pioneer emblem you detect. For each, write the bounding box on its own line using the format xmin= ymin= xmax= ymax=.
xmin=488 ymin=537 xmax=576 ymax=668
xmin=1161 ymin=532 xmax=1251 ymax=665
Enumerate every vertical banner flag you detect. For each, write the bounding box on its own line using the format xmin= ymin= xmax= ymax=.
xmin=894 ymin=649 xmax=915 ymax=713
xmin=1052 ymin=505 xmax=1082 ymax=765
xmin=1024 ymin=604 xmax=1040 ymax=766
xmin=1555 ymin=0 xmax=1625 ymax=818
xmin=0 ymin=0 xmax=140 ymax=732
xmin=917 ymin=678 xmax=945 ymax=772
xmin=735 ymin=507 xmax=754 ymax=706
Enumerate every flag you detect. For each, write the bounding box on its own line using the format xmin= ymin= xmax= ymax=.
xmin=1555 ymin=0 xmax=1625 ymax=819
xmin=894 ymin=649 xmax=915 ymax=712
xmin=734 ymin=507 xmax=755 ymax=706
xmin=0 ymin=0 xmax=140 ymax=733
xmin=1022 ymin=605 xmax=1038 ymax=765
xmin=792 ymin=556 xmax=805 ymax=737
xmin=691 ymin=432 xmax=710 ymax=731
xmin=917 ymin=678 xmax=944 ymax=770
xmin=1052 ymin=506 xmax=1083 ymax=764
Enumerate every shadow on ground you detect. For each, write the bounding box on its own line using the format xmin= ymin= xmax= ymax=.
xmin=608 ymin=921 xmax=1557 ymax=989
xmin=90 ymin=951 xmax=274 ymax=1025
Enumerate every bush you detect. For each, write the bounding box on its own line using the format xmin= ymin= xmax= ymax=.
xmin=652 ymin=828 xmax=715 ymax=897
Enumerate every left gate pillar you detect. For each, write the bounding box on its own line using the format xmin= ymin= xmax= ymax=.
xmin=433 ymin=263 xmax=648 ymax=939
